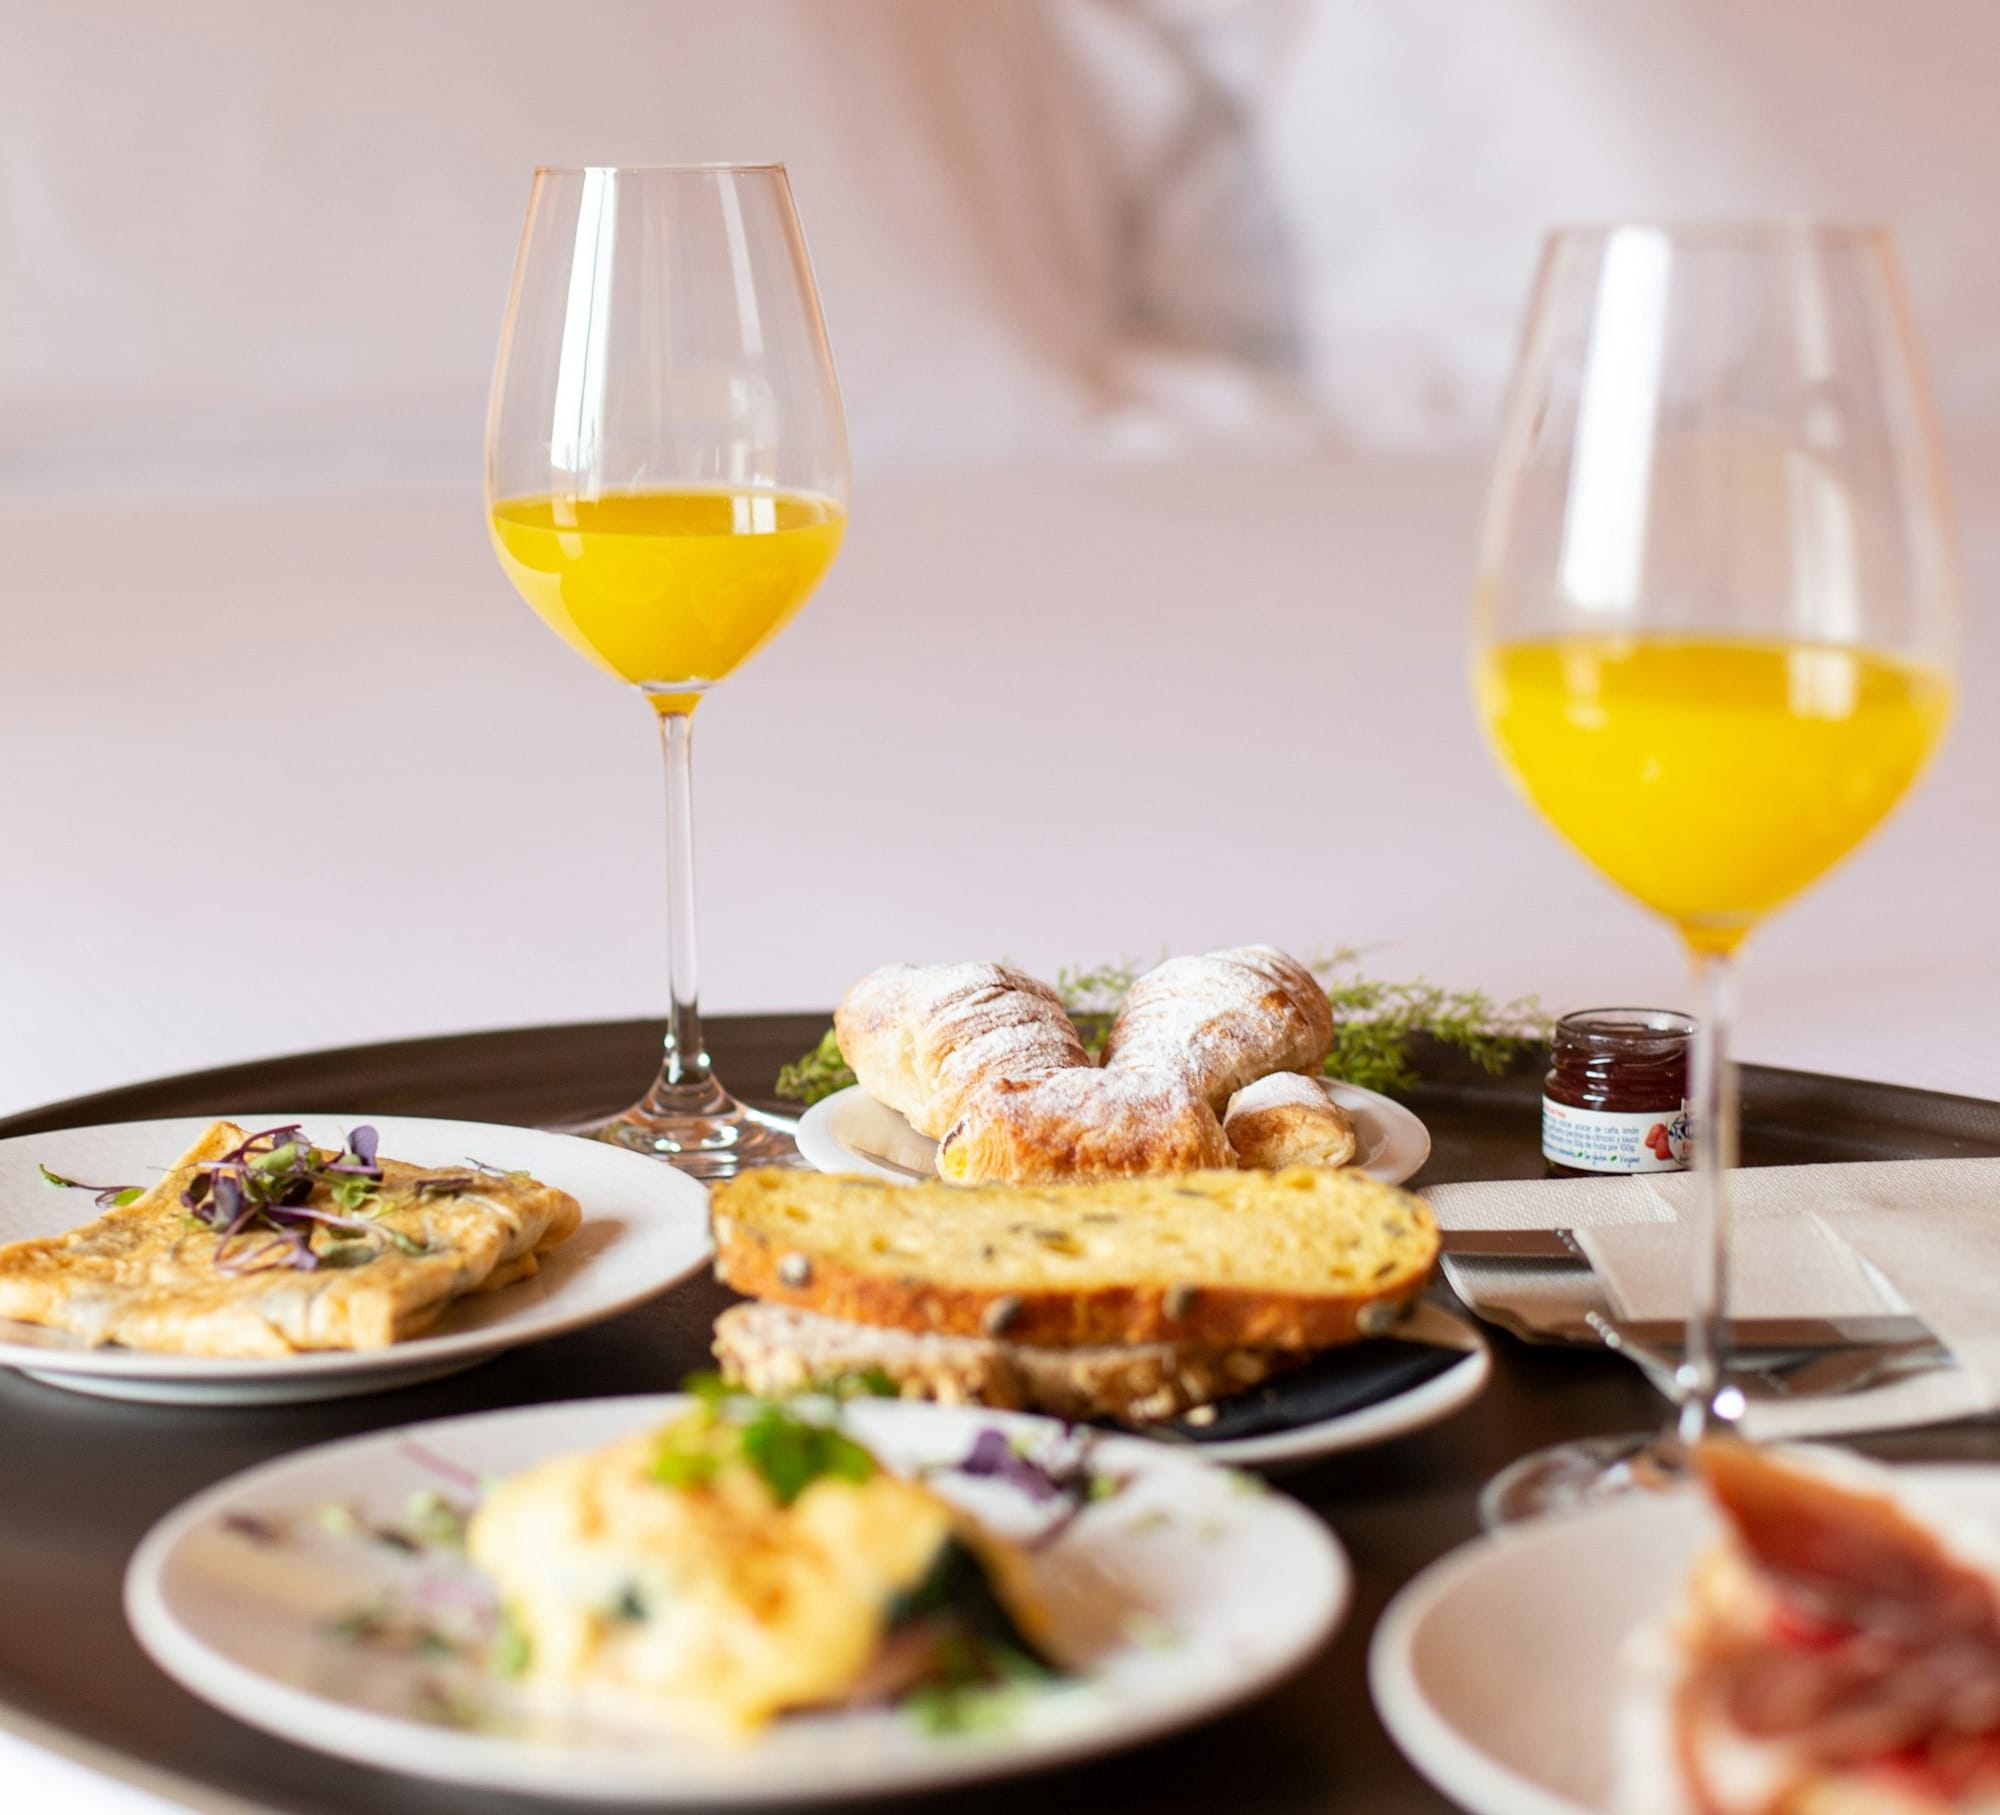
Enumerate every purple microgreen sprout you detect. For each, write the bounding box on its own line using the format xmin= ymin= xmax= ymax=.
xmin=177 ymin=1124 xmax=426 ymax=1273
xmin=221 ymin=1511 xmax=282 ymax=1546
xmin=464 ymin=1158 xmax=534 ymax=1182
xmin=955 ymin=1428 xmax=1067 ymax=1503
xmin=942 ymin=1426 xmax=1131 ymax=1551
xmin=398 ymin=1439 xmax=486 ymax=1499
xmin=38 ymin=1165 xmax=145 ymax=1210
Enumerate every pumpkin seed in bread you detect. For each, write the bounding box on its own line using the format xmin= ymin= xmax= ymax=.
xmin=713 ymin=1301 xmax=1302 ymax=1424
xmin=710 ymin=1167 xmax=1439 ymax=1351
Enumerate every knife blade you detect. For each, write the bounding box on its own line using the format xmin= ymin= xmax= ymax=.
xmin=1438 ymin=1227 xmax=1584 ymax=1260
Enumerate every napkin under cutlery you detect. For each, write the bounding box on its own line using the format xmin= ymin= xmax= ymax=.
xmin=1426 ymin=1159 xmax=2000 ymax=1440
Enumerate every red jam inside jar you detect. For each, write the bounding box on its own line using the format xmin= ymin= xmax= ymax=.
xmin=1542 ymin=1008 xmax=1695 ymax=1177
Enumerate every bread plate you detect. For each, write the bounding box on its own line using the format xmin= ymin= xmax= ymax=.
xmin=798 ymin=1080 xmax=1432 ymax=1189
xmin=1190 ymin=1298 xmax=1489 ymax=1468
xmin=0 ymin=1116 xmax=711 ymax=1405
xmin=125 ymin=1393 xmax=1349 ymax=1804
xmin=1367 ymin=1464 xmax=2000 ymax=1815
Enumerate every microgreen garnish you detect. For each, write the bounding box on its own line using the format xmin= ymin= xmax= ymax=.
xmin=941 ymin=1426 xmax=1128 ymax=1549
xmin=906 ymin=1655 xmax=1046 ymax=1736
xmin=172 ymin=1124 xmax=439 ymax=1274
xmin=816 ymin=1366 xmax=900 ymax=1401
xmin=325 ymin=1597 xmax=473 ymax=1661
xmin=651 ymin=1378 xmax=878 ymax=1506
xmin=38 ymin=1165 xmax=144 ymax=1209
xmin=495 ymin=1606 xmax=532 ymax=1678
xmin=776 ymin=949 xmax=1552 ymax=1103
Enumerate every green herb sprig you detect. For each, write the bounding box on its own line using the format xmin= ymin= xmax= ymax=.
xmin=652 ymin=1377 xmax=878 ymax=1506
xmin=774 ymin=949 xmax=1550 ymax=1104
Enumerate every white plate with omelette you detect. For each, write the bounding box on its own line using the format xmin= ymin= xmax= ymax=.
xmin=0 ymin=1116 xmax=711 ymax=1405
xmin=799 ymin=1078 xmax=1433 ymax=1188
xmin=126 ymin=1393 xmax=1348 ymax=1803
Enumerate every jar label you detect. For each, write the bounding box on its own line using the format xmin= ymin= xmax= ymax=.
xmin=1541 ymin=1098 xmax=1691 ymax=1172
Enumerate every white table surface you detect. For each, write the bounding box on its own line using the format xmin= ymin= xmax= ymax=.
xmin=2 ymin=447 xmax=1996 ymax=1811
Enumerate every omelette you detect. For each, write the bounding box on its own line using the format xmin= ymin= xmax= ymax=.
xmin=0 ymin=1120 xmax=581 ymax=1356
xmin=468 ymin=1394 xmax=1051 ymax=1735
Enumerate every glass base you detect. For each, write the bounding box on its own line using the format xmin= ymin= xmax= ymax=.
xmin=564 ymin=1075 xmax=808 ymax=1180
xmin=1478 ymin=1430 xmax=1689 ymax=1529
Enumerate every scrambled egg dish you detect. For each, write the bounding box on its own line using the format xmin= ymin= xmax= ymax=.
xmin=468 ymin=1394 xmax=1050 ymax=1734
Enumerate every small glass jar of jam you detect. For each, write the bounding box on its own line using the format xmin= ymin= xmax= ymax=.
xmin=1542 ymin=1008 xmax=1695 ymax=1177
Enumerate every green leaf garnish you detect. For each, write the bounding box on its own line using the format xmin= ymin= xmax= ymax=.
xmin=650 ymin=1381 xmax=878 ymax=1506
xmin=739 ymin=1402 xmax=876 ymax=1506
xmin=39 ymin=1165 xmax=145 ymax=1208
xmin=317 ymin=1241 xmax=377 ymax=1269
xmin=774 ymin=1026 xmax=855 ymax=1106
xmin=328 ymin=1175 xmax=380 ymax=1214
xmin=824 ymin=1366 xmax=899 ymax=1400
xmin=495 ymin=1606 xmax=532 ymax=1678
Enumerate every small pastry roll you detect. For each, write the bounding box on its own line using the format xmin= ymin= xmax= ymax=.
xmin=1224 ymin=1071 xmax=1357 ymax=1170
xmin=1102 ymin=946 xmax=1335 ymax=1113
xmin=937 ymin=1068 xmax=1233 ymax=1185
xmin=834 ymin=962 xmax=1089 ymax=1140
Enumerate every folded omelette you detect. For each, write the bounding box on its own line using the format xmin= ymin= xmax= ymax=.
xmin=0 ymin=1120 xmax=582 ymax=1356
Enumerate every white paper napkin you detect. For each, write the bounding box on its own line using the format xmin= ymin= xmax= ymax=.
xmin=1571 ymin=1212 xmax=1907 ymax=1323
xmin=1423 ymin=1174 xmax=1677 ymax=1232
xmin=1424 ymin=1160 xmax=2000 ymax=1440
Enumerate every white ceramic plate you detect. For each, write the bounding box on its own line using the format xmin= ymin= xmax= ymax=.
xmin=1196 ymin=1298 xmax=1490 ymax=1469
xmin=792 ymin=1084 xmax=1465 ymax=1468
xmin=1368 ymin=1464 xmax=2000 ymax=1815
xmin=0 ymin=1116 xmax=711 ymax=1405
xmin=126 ymin=1394 xmax=1348 ymax=1804
xmin=798 ymin=1079 xmax=1433 ymax=1188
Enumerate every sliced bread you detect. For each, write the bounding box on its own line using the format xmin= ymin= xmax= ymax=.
xmin=712 ymin=1300 xmax=1299 ymax=1425
xmin=709 ymin=1166 xmax=1439 ymax=1350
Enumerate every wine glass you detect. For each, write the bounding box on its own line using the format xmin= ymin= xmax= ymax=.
xmin=486 ymin=166 xmax=849 ymax=1175
xmin=1472 ymin=223 xmax=1959 ymax=1523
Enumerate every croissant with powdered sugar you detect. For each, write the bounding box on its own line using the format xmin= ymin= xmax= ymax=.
xmin=834 ymin=947 xmax=1336 ymax=1186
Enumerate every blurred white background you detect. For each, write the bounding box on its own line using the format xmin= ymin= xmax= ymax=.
xmin=3 ymin=0 xmax=1997 ymax=1125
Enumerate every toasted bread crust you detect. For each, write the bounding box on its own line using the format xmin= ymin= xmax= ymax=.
xmin=709 ymin=1167 xmax=1437 ymax=1352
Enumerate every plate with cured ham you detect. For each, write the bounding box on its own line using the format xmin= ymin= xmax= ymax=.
xmin=1371 ymin=1442 xmax=2000 ymax=1815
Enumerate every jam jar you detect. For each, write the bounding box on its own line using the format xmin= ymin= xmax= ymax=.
xmin=1542 ymin=1008 xmax=1695 ymax=1177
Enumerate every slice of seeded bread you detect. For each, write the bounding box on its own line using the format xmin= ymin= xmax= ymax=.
xmin=713 ymin=1301 xmax=1301 ymax=1425
xmin=710 ymin=1166 xmax=1439 ymax=1350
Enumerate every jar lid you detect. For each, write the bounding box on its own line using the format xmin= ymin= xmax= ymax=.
xmin=1554 ymin=1007 xmax=1696 ymax=1055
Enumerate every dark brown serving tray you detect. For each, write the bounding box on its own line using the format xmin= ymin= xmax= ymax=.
xmin=2 ymin=1021 xmax=1998 ymax=1815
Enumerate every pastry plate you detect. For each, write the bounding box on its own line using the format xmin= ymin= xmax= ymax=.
xmin=0 ymin=1116 xmax=711 ymax=1405
xmin=797 ymin=1080 xmax=1432 ymax=1188
xmin=125 ymin=1394 xmax=1349 ymax=1804
xmin=1367 ymin=1463 xmax=2000 ymax=1815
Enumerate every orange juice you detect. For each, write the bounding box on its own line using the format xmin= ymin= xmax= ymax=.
xmin=1476 ymin=637 xmax=1951 ymax=953
xmin=490 ymin=489 xmax=845 ymax=713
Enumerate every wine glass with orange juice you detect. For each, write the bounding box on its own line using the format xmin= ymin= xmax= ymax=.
xmin=1473 ymin=224 xmax=1959 ymax=1522
xmin=486 ymin=166 xmax=848 ymax=1175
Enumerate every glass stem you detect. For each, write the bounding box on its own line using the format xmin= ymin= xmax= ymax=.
xmin=1677 ymin=947 xmax=1740 ymax=1448
xmin=647 ymin=709 xmax=712 ymax=1101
